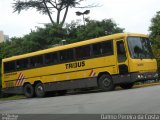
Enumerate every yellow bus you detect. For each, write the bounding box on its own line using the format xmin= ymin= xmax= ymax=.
xmin=1 ymin=33 xmax=158 ymax=98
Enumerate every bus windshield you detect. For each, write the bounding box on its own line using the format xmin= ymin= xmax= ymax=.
xmin=127 ymin=36 xmax=154 ymax=59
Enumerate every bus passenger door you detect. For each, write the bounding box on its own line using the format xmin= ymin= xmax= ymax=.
xmin=116 ymin=40 xmax=129 ymax=75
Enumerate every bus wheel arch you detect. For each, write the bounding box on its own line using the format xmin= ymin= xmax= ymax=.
xmin=23 ymin=83 xmax=35 ymax=98
xmin=97 ymin=72 xmax=115 ymax=91
xmin=33 ymin=80 xmax=42 ymax=88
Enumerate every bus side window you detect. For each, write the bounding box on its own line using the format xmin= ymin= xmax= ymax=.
xmin=4 ymin=61 xmax=16 ymax=73
xmin=44 ymin=52 xmax=58 ymax=64
xmin=117 ymin=41 xmax=127 ymax=62
xmin=30 ymin=55 xmax=43 ymax=67
xmin=52 ymin=53 xmax=58 ymax=63
xmin=92 ymin=42 xmax=102 ymax=56
xmin=102 ymin=40 xmax=113 ymax=55
xmin=59 ymin=49 xmax=74 ymax=62
xmin=44 ymin=53 xmax=53 ymax=64
xmin=16 ymin=59 xmax=29 ymax=70
xmin=93 ymin=40 xmax=113 ymax=56
xmin=75 ymin=45 xmax=91 ymax=59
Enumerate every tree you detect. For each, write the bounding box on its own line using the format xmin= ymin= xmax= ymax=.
xmin=13 ymin=0 xmax=94 ymax=26
xmin=149 ymin=11 xmax=160 ymax=71
xmin=149 ymin=11 xmax=160 ymax=39
xmin=65 ymin=18 xmax=124 ymax=42
xmin=22 ymin=23 xmax=68 ymax=52
xmin=0 ymin=18 xmax=124 ymax=58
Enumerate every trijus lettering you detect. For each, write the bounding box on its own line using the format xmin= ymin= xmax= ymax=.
xmin=65 ymin=61 xmax=85 ymax=69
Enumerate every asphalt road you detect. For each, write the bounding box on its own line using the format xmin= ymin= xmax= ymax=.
xmin=1 ymin=85 xmax=160 ymax=115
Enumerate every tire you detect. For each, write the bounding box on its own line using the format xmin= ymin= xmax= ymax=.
xmin=23 ymin=84 xmax=35 ymax=98
xmin=98 ymin=74 xmax=115 ymax=91
xmin=120 ymin=83 xmax=134 ymax=89
xmin=35 ymin=83 xmax=45 ymax=98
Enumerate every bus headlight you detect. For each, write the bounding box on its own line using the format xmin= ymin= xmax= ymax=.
xmin=141 ymin=75 xmax=144 ymax=78
xmin=154 ymin=73 xmax=159 ymax=78
xmin=138 ymin=75 xmax=141 ymax=78
xmin=137 ymin=74 xmax=144 ymax=79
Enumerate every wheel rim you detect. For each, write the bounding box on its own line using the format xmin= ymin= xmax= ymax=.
xmin=103 ymin=77 xmax=111 ymax=87
xmin=37 ymin=85 xmax=44 ymax=95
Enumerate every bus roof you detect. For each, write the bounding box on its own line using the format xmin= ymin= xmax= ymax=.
xmin=2 ymin=33 xmax=148 ymax=62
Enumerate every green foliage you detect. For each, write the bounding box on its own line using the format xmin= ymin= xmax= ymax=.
xmin=13 ymin=0 xmax=47 ymax=14
xmin=0 ymin=95 xmax=25 ymax=100
xmin=1 ymin=18 xmax=124 ymax=58
xmin=13 ymin=0 xmax=80 ymax=14
xmin=149 ymin=11 xmax=160 ymax=71
xmin=65 ymin=18 xmax=124 ymax=42
xmin=13 ymin=0 xmax=87 ymax=25
xmin=149 ymin=11 xmax=160 ymax=39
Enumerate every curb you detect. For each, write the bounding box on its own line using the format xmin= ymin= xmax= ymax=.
xmin=134 ymin=82 xmax=160 ymax=88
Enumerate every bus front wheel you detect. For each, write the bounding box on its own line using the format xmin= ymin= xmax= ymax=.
xmin=98 ymin=74 xmax=115 ymax=91
xmin=35 ymin=83 xmax=45 ymax=98
xmin=120 ymin=83 xmax=134 ymax=89
xmin=23 ymin=84 xmax=35 ymax=98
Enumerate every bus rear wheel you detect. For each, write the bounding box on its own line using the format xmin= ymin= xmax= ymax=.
xmin=35 ymin=83 xmax=45 ymax=98
xmin=23 ymin=84 xmax=35 ymax=98
xmin=98 ymin=74 xmax=115 ymax=91
xmin=120 ymin=83 xmax=134 ymax=89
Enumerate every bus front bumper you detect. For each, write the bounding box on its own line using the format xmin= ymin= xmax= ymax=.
xmin=113 ymin=71 xmax=159 ymax=84
xmin=131 ymin=71 xmax=159 ymax=82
